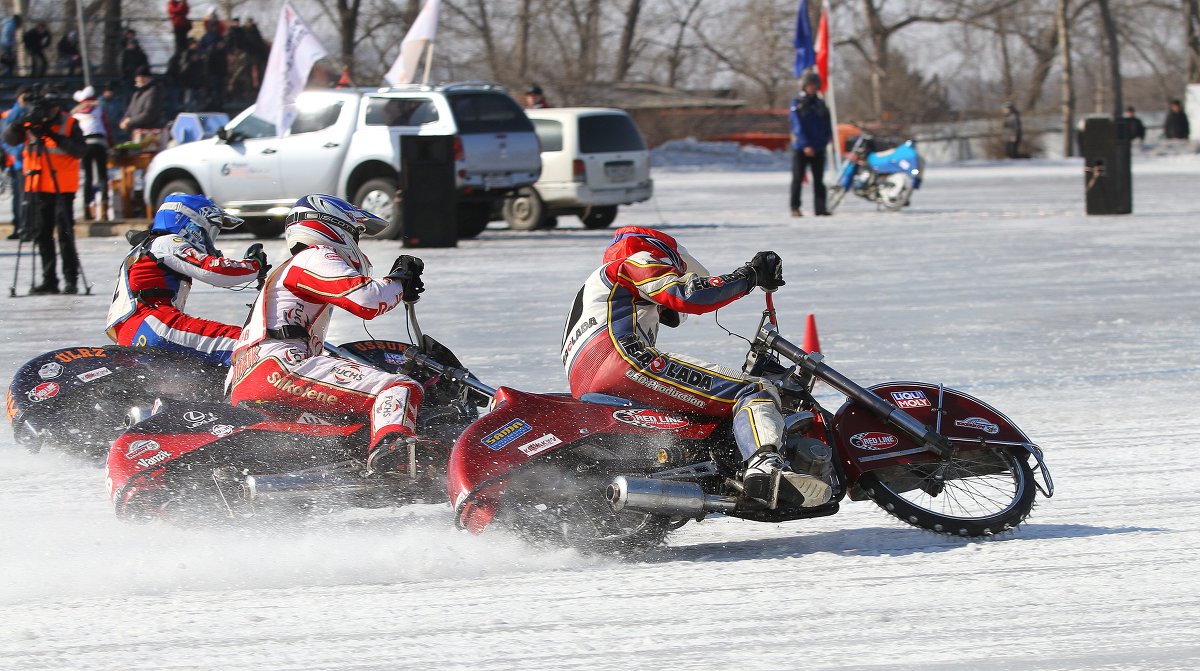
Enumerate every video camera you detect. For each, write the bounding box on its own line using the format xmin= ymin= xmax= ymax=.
xmin=22 ymin=90 xmax=60 ymax=134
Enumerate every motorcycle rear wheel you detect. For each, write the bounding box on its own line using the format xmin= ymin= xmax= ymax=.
xmin=498 ymin=461 xmax=673 ymax=555
xmin=877 ymin=173 xmax=912 ymax=211
xmin=859 ymin=447 xmax=1036 ymax=537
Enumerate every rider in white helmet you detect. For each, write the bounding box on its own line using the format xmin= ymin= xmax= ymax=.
xmin=227 ymin=194 xmax=427 ymax=472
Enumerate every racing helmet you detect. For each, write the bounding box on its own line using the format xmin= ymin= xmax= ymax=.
xmin=602 ymin=226 xmax=708 ymax=276
xmin=152 ymin=194 xmax=243 ymax=254
xmin=283 ymin=194 xmax=387 ymax=274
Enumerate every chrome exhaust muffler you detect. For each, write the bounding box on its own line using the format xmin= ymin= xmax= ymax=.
xmin=241 ymin=472 xmax=373 ymax=501
xmin=606 ymin=476 xmax=736 ymax=516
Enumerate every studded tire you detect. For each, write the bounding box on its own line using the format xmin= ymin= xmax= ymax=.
xmin=858 ymin=447 xmax=1037 ymax=537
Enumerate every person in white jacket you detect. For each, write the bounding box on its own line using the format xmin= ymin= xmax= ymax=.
xmin=71 ymin=86 xmax=109 ymax=220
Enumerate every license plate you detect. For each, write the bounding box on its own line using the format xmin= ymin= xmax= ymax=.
xmin=605 ymin=162 xmax=635 ymax=182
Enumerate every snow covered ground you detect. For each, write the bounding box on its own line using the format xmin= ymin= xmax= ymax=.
xmin=1 ymin=157 xmax=1198 ymax=670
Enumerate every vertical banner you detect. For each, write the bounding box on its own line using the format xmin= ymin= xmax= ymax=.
xmin=255 ymin=1 xmax=329 ymax=137
xmin=384 ymin=0 xmax=442 ymax=86
xmin=793 ymin=0 xmax=815 ymax=78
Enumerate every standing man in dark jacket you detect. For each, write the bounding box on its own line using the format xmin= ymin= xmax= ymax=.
xmin=788 ymin=71 xmax=833 ymax=217
xmin=3 ymin=88 xmax=86 ymax=294
xmin=22 ymin=21 xmax=50 ymax=78
xmin=119 ymin=30 xmax=149 ymax=96
xmin=120 ymin=66 xmax=165 ymax=144
xmin=1163 ymin=99 xmax=1189 ymax=140
xmin=1124 ymin=106 xmax=1146 ymax=145
xmin=1002 ymin=102 xmax=1022 ymax=159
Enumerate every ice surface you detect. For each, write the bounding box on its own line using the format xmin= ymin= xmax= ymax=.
xmin=1 ymin=157 xmax=1198 ymax=670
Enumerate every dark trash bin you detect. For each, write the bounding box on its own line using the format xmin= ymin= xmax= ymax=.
xmin=1081 ymin=117 xmax=1132 ymax=215
xmin=399 ymin=135 xmax=458 ymax=247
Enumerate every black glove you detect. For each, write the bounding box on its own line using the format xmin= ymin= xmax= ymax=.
xmin=744 ymin=251 xmax=785 ymax=291
xmin=244 ymin=243 xmax=271 ymax=281
xmin=389 ymin=254 xmax=425 ymax=302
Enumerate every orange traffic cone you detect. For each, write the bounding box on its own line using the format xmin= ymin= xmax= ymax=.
xmin=803 ymin=314 xmax=821 ymax=353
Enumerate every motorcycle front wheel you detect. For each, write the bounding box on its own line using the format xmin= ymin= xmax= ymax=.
xmin=826 ymin=185 xmax=847 ymax=212
xmin=877 ymin=173 xmax=913 ymax=211
xmin=858 ymin=447 xmax=1036 ymax=537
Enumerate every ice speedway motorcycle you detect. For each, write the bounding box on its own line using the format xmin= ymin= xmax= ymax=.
xmin=104 ymin=304 xmax=494 ymax=520
xmin=827 ymin=134 xmax=924 ymax=212
xmin=444 ymin=293 xmax=1054 ymax=554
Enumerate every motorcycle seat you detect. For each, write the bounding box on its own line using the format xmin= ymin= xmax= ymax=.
xmin=579 ymin=392 xmax=650 ymax=409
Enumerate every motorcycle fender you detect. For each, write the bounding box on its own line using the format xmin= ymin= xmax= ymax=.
xmin=832 ymin=381 xmax=1034 ymax=485
xmin=447 ymin=387 xmax=719 ymax=533
xmin=335 ymin=339 xmax=417 ymax=373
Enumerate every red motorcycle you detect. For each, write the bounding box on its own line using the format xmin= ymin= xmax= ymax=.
xmin=437 ymin=294 xmax=1054 ymax=554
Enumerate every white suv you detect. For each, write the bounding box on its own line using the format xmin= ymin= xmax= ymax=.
xmin=144 ymin=83 xmax=541 ymax=238
xmin=504 ymin=108 xmax=653 ymax=230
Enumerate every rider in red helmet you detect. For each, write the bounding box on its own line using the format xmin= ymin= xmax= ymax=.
xmin=561 ymin=226 xmax=831 ymax=506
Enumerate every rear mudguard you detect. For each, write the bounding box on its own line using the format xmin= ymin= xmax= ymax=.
xmin=107 ymin=399 xmax=365 ymax=517
xmin=832 ymin=381 xmax=1052 ymax=498
xmin=447 ymin=387 xmax=720 ymax=533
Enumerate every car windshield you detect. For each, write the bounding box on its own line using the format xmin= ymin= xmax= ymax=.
xmin=578 ymin=114 xmax=645 ymax=154
xmin=447 ymin=92 xmax=533 ymax=134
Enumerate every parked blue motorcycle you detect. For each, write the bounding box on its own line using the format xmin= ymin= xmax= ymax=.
xmin=828 ymin=135 xmax=924 ymax=212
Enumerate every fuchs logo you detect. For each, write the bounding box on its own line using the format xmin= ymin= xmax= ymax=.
xmin=482 ymin=418 xmax=532 ymax=450
xmin=76 ymin=367 xmax=113 ymax=383
xmin=954 ymin=417 xmax=1000 ymax=435
xmin=612 ymin=409 xmax=689 ymax=430
xmin=516 ymin=433 xmax=562 ymax=457
xmin=211 ymin=424 xmax=234 ymax=437
xmin=890 ymin=390 xmax=931 ymax=409
xmin=27 ymin=382 xmax=60 ymax=403
xmin=849 ymin=431 xmax=900 ymax=451
xmin=332 ymin=365 xmax=365 ymax=384
xmin=38 ymin=362 xmax=64 ymax=379
xmin=136 ymin=450 xmax=173 ymax=470
xmin=125 ymin=439 xmax=160 ymax=459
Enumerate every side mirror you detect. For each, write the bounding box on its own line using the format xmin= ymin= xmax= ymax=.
xmin=216 ymin=127 xmax=228 ymax=141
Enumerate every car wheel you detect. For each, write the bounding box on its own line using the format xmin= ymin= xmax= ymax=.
xmin=502 ymin=187 xmax=547 ymax=231
xmin=154 ymin=177 xmax=201 ymax=209
xmin=456 ymin=202 xmax=491 ymax=239
xmin=355 ymin=177 xmax=401 ymax=239
xmin=580 ymin=205 xmax=618 ymax=229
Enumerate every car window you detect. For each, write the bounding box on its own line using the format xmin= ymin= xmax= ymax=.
xmin=578 ymin=114 xmax=646 ymax=154
xmin=532 ymin=119 xmax=563 ymax=152
xmin=290 ymin=101 xmax=344 ymax=135
xmin=447 ymin=92 xmax=534 ymax=134
xmin=365 ymin=98 xmax=440 ymax=126
xmin=231 ymin=114 xmax=276 ymax=139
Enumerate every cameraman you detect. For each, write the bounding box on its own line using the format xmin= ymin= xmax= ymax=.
xmin=2 ymin=89 xmax=85 ymax=295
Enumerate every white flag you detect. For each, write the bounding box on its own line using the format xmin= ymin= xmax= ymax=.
xmin=255 ymin=1 xmax=329 ymax=137
xmin=384 ymin=0 xmax=441 ymax=86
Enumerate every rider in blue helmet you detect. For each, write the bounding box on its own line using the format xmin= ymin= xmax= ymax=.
xmin=105 ymin=194 xmax=270 ymax=366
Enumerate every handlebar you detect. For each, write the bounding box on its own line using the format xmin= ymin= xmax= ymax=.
xmin=404 ymin=348 xmax=497 ymax=400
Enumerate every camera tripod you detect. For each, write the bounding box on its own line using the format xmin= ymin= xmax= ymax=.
xmin=7 ymin=126 xmax=94 ymax=297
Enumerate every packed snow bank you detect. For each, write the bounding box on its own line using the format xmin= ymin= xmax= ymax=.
xmin=651 ymin=137 xmax=790 ymax=171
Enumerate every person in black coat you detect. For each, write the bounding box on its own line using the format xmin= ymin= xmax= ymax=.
xmin=1002 ymin=102 xmax=1022 ymax=159
xmin=1163 ymin=99 xmax=1189 ymax=140
xmin=22 ymin=21 xmax=51 ymax=78
xmin=788 ymin=71 xmax=833 ymax=216
xmin=1124 ymin=106 xmax=1146 ymax=144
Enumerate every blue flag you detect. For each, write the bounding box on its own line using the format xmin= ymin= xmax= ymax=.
xmin=794 ymin=0 xmax=815 ymax=77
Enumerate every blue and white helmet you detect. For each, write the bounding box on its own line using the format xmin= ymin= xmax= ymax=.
xmin=284 ymin=194 xmax=387 ymax=274
xmin=152 ymin=194 xmax=243 ymax=255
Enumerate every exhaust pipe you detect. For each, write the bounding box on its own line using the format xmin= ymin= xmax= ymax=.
xmin=241 ymin=472 xmax=374 ymax=501
xmin=606 ymin=476 xmax=737 ymax=516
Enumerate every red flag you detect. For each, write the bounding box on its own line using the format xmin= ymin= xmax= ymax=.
xmin=815 ymin=10 xmax=829 ymax=93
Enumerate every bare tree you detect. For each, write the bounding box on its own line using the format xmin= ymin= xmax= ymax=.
xmin=1058 ymin=0 xmax=1076 ymax=155
xmin=1095 ymin=0 xmax=1123 ymax=116
xmin=614 ymin=0 xmax=641 ymax=81
xmin=692 ymin=0 xmax=793 ymax=107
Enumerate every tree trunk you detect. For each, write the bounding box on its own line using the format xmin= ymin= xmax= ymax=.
xmin=1186 ymin=0 xmax=1200 ymax=82
xmin=1058 ymin=0 xmax=1075 ymax=157
xmin=615 ymin=0 xmax=641 ymax=82
xmin=997 ymin=15 xmax=1014 ymax=102
xmin=1095 ymin=0 xmax=1122 ymax=117
xmin=515 ymin=0 xmax=531 ymax=80
xmin=861 ymin=0 xmax=888 ymax=118
xmin=338 ymin=0 xmax=361 ymax=75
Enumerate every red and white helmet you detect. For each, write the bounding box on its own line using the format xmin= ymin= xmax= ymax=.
xmin=283 ymin=194 xmax=387 ymax=274
xmin=602 ymin=226 xmax=708 ymax=276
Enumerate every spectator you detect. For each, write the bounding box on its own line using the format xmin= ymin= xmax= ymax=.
xmin=120 ymin=66 xmax=165 ymax=145
xmin=99 ymin=81 xmax=127 ymax=142
xmin=243 ymin=18 xmax=267 ymax=87
xmin=1002 ymin=101 xmax=1022 ymax=159
xmin=167 ymin=0 xmax=190 ymax=54
xmin=1163 ymin=99 xmax=1189 ymax=140
xmin=1124 ymin=106 xmax=1145 ymax=144
xmin=206 ymin=38 xmax=228 ymax=110
xmin=523 ymin=83 xmax=550 ymax=109
xmin=56 ymin=29 xmax=81 ymax=77
xmin=120 ymin=30 xmax=149 ymax=94
xmin=2 ymin=87 xmax=86 ymax=294
xmin=72 ymin=86 xmax=110 ymax=221
xmin=22 ymin=21 xmax=51 ymax=78
xmin=179 ymin=40 xmax=206 ymax=112
xmin=788 ymin=71 xmax=833 ymax=217
xmin=1 ymin=84 xmax=31 ymax=240
xmin=203 ymin=7 xmax=224 ymax=37
xmin=0 ymin=14 xmax=20 ymax=77
xmin=199 ymin=17 xmax=221 ymax=51
xmin=226 ymin=17 xmax=245 ymax=53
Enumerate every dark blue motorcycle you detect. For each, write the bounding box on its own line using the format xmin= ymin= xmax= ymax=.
xmin=828 ymin=135 xmax=924 ymax=212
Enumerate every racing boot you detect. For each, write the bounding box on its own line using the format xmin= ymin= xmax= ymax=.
xmin=742 ymin=449 xmax=831 ymax=508
xmin=366 ymin=434 xmax=446 ymax=476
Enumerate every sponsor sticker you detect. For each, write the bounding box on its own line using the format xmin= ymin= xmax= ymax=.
xmin=954 ymin=417 xmax=1000 ymax=435
xmin=211 ymin=424 xmax=234 ymax=437
xmin=482 ymin=418 xmax=532 ymax=450
xmin=76 ymin=367 xmax=113 ymax=383
xmin=332 ymin=365 xmax=366 ymax=384
xmin=383 ymin=352 xmax=406 ymax=366
xmin=38 ymin=362 xmax=64 ymax=379
xmin=27 ymin=382 xmax=60 ymax=403
xmin=136 ymin=450 xmax=173 ymax=470
xmin=613 ymin=408 xmax=689 ymax=430
xmin=649 ymin=357 xmax=667 ymax=373
xmin=125 ymin=439 xmax=160 ymax=459
xmin=849 ymin=431 xmax=900 ymax=451
xmin=708 ymin=276 xmax=725 ymax=287
xmin=53 ymin=347 xmax=106 ymax=364
xmin=516 ymin=433 xmax=562 ymax=457
xmin=182 ymin=410 xmax=218 ymax=429
xmin=890 ymin=390 xmax=931 ymax=409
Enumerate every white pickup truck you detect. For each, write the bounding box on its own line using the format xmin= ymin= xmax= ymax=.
xmin=144 ymin=83 xmax=542 ymax=238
